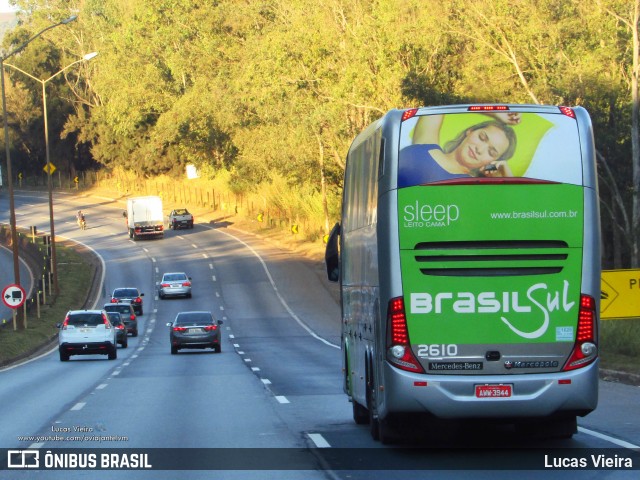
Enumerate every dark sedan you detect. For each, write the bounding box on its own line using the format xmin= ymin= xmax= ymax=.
xmin=106 ymin=311 xmax=128 ymax=348
xmin=110 ymin=287 xmax=144 ymax=315
xmin=167 ymin=311 xmax=223 ymax=354
xmin=104 ymin=303 xmax=138 ymax=337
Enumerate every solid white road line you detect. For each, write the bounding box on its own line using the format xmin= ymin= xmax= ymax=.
xmin=202 ymin=225 xmax=339 ymax=349
xmin=578 ymin=426 xmax=640 ymax=449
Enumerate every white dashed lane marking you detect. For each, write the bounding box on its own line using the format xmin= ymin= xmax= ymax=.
xmin=307 ymin=433 xmax=331 ymax=448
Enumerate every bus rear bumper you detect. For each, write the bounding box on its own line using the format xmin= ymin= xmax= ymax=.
xmin=381 ymin=359 xmax=599 ymax=420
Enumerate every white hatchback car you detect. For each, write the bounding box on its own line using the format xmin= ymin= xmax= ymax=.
xmin=57 ymin=310 xmax=117 ymax=361
xmin=158 ymin=272 xmax=192 ymax=299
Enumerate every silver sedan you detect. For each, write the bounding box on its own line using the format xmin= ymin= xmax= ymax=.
xmin=158 ymin=272 xmax=192 ymax=299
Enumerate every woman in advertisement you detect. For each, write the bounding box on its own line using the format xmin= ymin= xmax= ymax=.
xmin=398 ymin=111 xmax=521 ymax=187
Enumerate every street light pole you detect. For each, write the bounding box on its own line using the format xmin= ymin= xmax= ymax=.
xmin=5 ymin=52 xmax=98 ymax=295
xmin=0 ymin=57 xmax=20 ymax=290
xmin=42 ymin=77 xmax=54 ymax=293
xmin=0 ymin=15 xmax=77 ymax=306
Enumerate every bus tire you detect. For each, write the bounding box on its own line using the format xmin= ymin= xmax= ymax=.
xmin=345 ymin=350 xmax=369 ymax=425
xmin=366 ymin=359 xmax=381 ymax=440
xmin=369 ymin=408 xmax=380 ymax=441
xmin=367 ymin=379 xmax=397 ymax=443
xmin=378 ymin=417 xmax=397 ymax=445
xmin=352 ymin=400 xmax=369 ymax=425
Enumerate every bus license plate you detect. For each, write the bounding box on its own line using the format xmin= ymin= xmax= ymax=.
xmin=475 ymin=384 xmax=512 ymax=398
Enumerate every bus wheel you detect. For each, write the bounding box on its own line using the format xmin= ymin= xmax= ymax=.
xmin=367 ymin=384 xmax=380 ymax=440
xmin=369 ymin=408 xmax=397 ymax=444
xmin=367 ymin=383 xmax=397 ymax=443
xmin=378 ymin=417 xmax=397 ymax=445
xmin=369 ymin=409 xmax=380 ymax=441
xmin=352 ymin=400 xmax=369 ymax=425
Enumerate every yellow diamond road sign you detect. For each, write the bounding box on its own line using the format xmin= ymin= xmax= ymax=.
xmin=43 ymin=163 xmax=56 ymax=175
xmin=601 ymin=269 xmax=640 ymax=319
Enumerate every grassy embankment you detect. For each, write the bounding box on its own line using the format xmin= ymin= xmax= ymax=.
xmin=599 ymin=319 xmax=640 ymax=374
xmin=0 ymin=244 xmax=93 ymax=365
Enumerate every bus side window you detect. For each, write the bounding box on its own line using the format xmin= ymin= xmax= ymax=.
xmin=377 ymin=137 xmax=385 ymax=178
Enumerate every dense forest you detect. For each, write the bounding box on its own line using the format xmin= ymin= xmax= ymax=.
xmin=0 ymin=0 xmax=638 ymax=268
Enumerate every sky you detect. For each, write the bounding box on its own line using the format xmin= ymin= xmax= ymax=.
xmin=0 ymin=1 xmax=17 ymax=13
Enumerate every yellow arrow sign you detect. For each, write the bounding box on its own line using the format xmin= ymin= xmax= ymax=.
xmin=43 ymin=163 xmax=56 ymax=175
xmin=601 ymin=269 xmax=640 ymax=319
xmin=291 ymin=224 xmax=299 ymax=234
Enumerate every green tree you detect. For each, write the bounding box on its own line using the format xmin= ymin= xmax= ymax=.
xmin=3 ymin=0 xmax=640 ymax=266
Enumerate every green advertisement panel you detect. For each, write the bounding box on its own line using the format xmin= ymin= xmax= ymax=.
xmin=398 ymin=184 xmax=584 ymax=345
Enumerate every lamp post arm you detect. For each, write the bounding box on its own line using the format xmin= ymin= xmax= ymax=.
xmin=0 ymin=16 xmax=77 ymax=62
xmin=47 ymin=58 xmax=84 ymax=82
xmin=3 ymin=62 xmax=43 ymax=85
xmin=4 ymin=58 xmax=86 ymax=85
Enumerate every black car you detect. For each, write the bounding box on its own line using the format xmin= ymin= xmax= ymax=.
xmin=104 ymin=303 xmax=138 ymax=337
xmin=167 ymin=311 xmax=223 ymax=354
xmin=110 ymin=287 xmax=144 ymax=315
xmin=106 ymin=311 xmax=128 ymax=348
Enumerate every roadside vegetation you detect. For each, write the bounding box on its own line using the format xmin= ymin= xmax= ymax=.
xmin=0 ymin=195 xmax=638 ymax=380
xmin=600 ymin=320 xmax=640 ymax=374
xmin=0 ymin=243 xmax=94 ymax=366
xmin=1 ymin=0 xmax=640 ymax=269
xmin=85 ymin=167 xmax=338 ymax=244
xmin=0 ymin=1 xmax=638 ymax=379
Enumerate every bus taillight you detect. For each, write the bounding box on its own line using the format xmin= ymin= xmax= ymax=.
xmin=386 ymin=297 xmax=424 ymax=373
xmin=559 ymin=106 xmax=576 ymax=118
xmin=467 ymin=105 xmax=509 ymax=112
xmin=562 ymin=294 xmax=597 ymax=371
xmin=401 ymin=108 xmax=418 ymax=122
